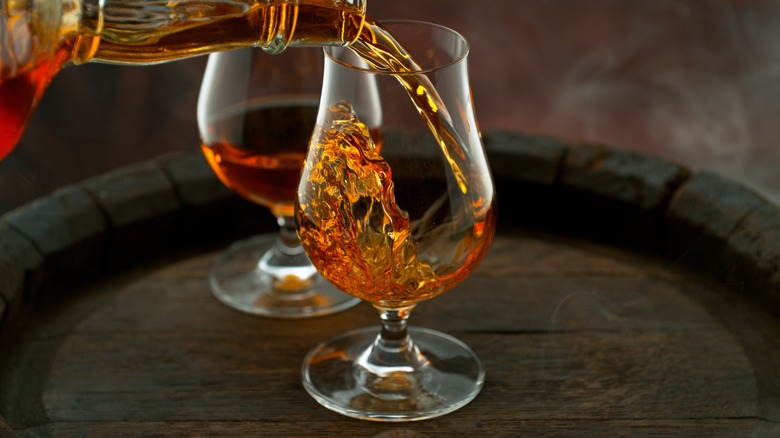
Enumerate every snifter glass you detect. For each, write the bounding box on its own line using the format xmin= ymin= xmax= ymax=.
xmin=197 ymin=47 xmax=360 ymax=318
xmin=296 ymin=20 xmax=497 ymax=421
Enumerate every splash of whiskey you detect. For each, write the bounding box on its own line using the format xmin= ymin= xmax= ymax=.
xmin=297 ymin=102 xmax=441 ymax=306
xmin=349 ymin=18 xmax=471 ymax=194
xmin=297 ymin=20 xmax=496 ymax=307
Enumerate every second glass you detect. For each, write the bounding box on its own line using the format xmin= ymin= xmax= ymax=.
xmin=197 ymin=47 xmax=360 ymax=317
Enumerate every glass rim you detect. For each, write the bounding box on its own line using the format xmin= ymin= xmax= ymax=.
xmin=324 ymin=19 xmax=470 ymax=75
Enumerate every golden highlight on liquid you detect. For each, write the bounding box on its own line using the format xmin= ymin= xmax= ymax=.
xmin=73 ymin=0 xmax=366 ymax=63
xmin=294 ymin=19 xmax=494 ymax=307
xmin=296 ymin=102 xmax=495 ymax=308
xmin=200 ymin=101 xmax=319 ymax=218
xmin=350 ymin=18 xmax=471 ymax=194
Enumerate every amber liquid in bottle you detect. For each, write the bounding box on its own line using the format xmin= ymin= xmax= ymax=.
xmin=74 ymin=0 xmax=366 ymax=63
xmin=0 ymin=0 xmax=365 ymax=159
xmin=0 ymin=53 xmax=65 ymax=158
xmin=201 ymin=98 xmax=319 ymax=218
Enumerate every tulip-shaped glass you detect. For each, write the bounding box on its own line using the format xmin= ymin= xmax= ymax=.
xmin=198 ymin=47 xmax=360 ymax=317
xmin=296 ymin=20 xmax=497 ymax=421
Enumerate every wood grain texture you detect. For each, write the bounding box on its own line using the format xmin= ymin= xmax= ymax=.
xmin=1 ymin=132 xmax=779 ymax=436
xmin=0 ymin=226 xmax=778 ymax=436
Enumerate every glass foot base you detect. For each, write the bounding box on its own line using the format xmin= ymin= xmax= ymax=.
xmin=302 ymin=326 xmax=485 ymax=422
xmin=209 ymin=234 xmax=360 ymax=318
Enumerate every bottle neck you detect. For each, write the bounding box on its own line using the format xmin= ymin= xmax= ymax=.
xmin=16 ymin=0 xmax=97 ymax=65
xmin=68 ymin=0 xmax=103 ymax=64
xmin=64 ymin=0 xmax=367 ymax=65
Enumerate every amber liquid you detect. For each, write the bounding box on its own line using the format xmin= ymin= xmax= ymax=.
xmin=0 ymin=59 xmax=51 ymax=159
xmin=201 ymin=99 xmax=319 ymax=218
xmin=0 ymin=39 xmax=73 ymax=159
xmin=296 ymin=21 xmax=496 ymax=308
xmin=0 ymin=0 xmax=364 ymax=158
xmin=82 ymin=0 xmax=366 ymax=63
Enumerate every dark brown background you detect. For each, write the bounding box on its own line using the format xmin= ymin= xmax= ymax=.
xmin=2 ymin=0 xmax=779 ymax=215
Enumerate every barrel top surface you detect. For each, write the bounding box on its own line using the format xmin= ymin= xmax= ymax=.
xmin=1 ymin=131 xmax=780 ymax=436
xmin=2 ymin=228 xmax=780 ymax=437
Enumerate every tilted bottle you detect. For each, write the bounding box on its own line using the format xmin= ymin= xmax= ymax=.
xmin=0 ymin=0 xmax=367 ymax=158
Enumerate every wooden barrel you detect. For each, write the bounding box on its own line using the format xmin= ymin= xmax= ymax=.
xmin=1 ymin=130 xmax=779 ymax=437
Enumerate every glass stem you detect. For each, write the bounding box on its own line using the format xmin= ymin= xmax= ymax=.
xmin=276 ymin=215 xmax=305 ymax=256
xmin=257 ymin=215 xmax=318 ymax=294
xmin=361 ymin=306 xmax=425 ymax=371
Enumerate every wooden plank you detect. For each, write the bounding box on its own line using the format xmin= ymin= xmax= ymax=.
xmin=82 ymin=162 xmax=180 ymax=269
xmin=0 ymin=186 xmax=107 ymax=307
xmin=1 ymin=232 xmax=776 ymax=436
xmin=557 ymin=142 xmax=690 ymax=250
xmin=0 ymin=223 xmax=42 ymax=333
xmin=2 ymin=138 xmax=780 ymax=436
xmin=666 ymin=171 xmax=765 ymax=274
xmin=155 ymin=151 xmax=274 ymax=246
xmin=17 ymin=419 xmax=776 ymax=438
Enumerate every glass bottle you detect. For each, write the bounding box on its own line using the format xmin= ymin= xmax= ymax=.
xmin=0 ymin=0 xmax=367 ymax=158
